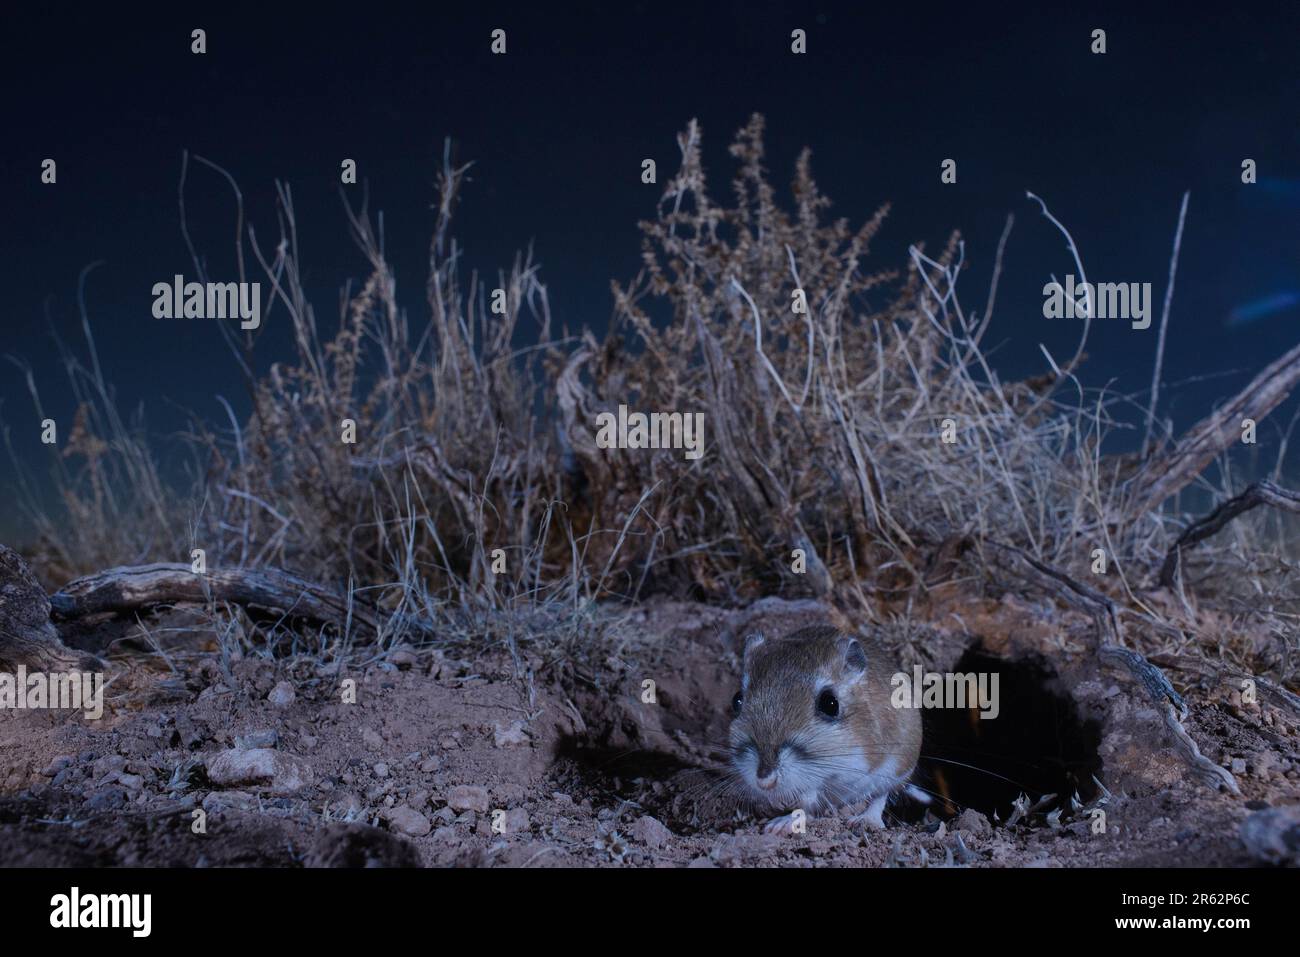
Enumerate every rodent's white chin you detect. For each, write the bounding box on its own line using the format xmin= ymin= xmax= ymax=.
xmin=735 ymin=756 xmax=826 ymax=812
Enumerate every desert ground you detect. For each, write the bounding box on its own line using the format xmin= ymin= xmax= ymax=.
xmin=2 ymin=577 xmax=1295 ymax=868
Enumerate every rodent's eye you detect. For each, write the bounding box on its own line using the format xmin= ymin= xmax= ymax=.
xmin=816 ymin=688 xmax=840 ymax=719
xmin=731 ymin=691 xmax=743 ymax=715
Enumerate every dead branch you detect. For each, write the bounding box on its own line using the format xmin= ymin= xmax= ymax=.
xmin=1132 ymin=341 xmax=1300 ymax=514
xmin=1150 ymin=652 xmax=1300 ymax=715
xmin=0 ymin=545 xmax=104 ymax=672
xmin=48 ymin=563 xmax=431 ymax=641
xmin=1159 ymin=479 xmax=1300 ymax=587
xmin=987 ymin=542 xmax=1241 ymax=795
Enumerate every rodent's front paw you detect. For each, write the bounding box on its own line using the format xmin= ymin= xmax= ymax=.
xmin=848 ymin=794 xmax=888 ymax=830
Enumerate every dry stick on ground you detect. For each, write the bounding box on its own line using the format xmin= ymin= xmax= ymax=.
xmin=48 ymin=563 xmax=434 ymax=642
xmin=987 ymin=541 xmax=1241 ymax=795
xmin=1159 ymin=480 xmax=1300 ymax=588
xmin=1131 ymin=339 xmax=1300 ymax=515
xmin=0 ymin=545 xmax=104 ymax=672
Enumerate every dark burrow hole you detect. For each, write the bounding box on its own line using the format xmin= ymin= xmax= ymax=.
xmin=910 ymin=645 xmax=1103 ymax=822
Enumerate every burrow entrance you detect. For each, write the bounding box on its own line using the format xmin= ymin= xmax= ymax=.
xmin=915 ymin=645 xmax=1103 ymax=820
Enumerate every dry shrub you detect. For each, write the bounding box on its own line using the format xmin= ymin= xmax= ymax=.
xmin=558 ymin=115 xmax=1130 ymax=608
xmin=8 ymin=116 xmax=1298 ymax=683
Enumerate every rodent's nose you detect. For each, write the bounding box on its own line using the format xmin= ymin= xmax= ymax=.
xmin=756 ymin=772 xmax=778 ymax=791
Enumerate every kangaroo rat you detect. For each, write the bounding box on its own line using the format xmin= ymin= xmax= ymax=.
xmin=728 ymin=625 xmax=924 ymax=832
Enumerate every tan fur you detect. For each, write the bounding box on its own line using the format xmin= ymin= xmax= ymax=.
xmin=730 ymin=625 xmax=922 ymax=818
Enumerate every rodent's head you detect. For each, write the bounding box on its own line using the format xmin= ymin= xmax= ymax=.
xmin=728 ymin=626 xmax=875 ymax=811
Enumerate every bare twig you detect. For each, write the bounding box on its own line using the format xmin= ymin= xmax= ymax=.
xmin=1159 ymin=480 xmax=1300 ymax=587
xmin=1143 ymin=190 xmax=1190 ymax=459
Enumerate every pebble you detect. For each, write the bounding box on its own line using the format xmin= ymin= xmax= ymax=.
xmin=205 ymin=748 xmax=314 ymax=795
xmin=1240 ymin=805 xmax=1300 ymax=865
xmin=268 ymin=681 xmax=296 ymax=709
xmin=362 ymin=728 xmax=384 ymax=751
xmin=86 ymin=785 xmax=127 ymax=811
xmin=493 ymin=721 xmax=530 ymax=748
xmin=235 ymin=729 xmax=279 ymax=750
xmin=386 ymin=806 xmax=432 ymax=837
xmin=40 ymin=755 xmax=74 ymax=777
xmin=447 ymin=785 xmax=490 ymax=813
xmin=202 ymin=790 xmax=254 ymax=814
xmin=631 ymin=815 xmax=671 ymax=849
xmin=390 ymin=649 xmax=418 ymax=669
xmin=954 ymin=808 xmax=993 ymax=836
xmin=498 ymin=807 xmax=530 ymax=834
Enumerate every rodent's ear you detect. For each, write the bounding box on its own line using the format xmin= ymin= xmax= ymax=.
xmin=840 ymin=637 xmax=869 ymax=682
xmin=741 ymin=632 xmax=765 ymax=670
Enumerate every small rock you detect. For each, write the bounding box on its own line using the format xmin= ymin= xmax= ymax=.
xmin=954 ymin=808 xmax=992 ymax=836
xmin=419 ymin=756 xmax=442 ymax=773
xmin=268 ymin=681 xmax=296 ymax=709
xmin=86 ymin=785 xmax=127 ymax=811
xmin=631 ymin=815 xmax=671 ymax=849
xmin=496 ymin=807 xmax=530 ymax=834
xmin=1240 ymin=804 xmax=1300 ymax=865
xmin=205 ymin=748 xmax=313 ymax=795
xmin=373 ymin=762 xmax=390 ymax=778
xmin=1230 ymin=757 xmax=1247 ymax=775
xmin=362 ymin=728 xmax=384 ymax=751
xmin=92 ymin=754 xmax=127 ymax=782
xmin=202 ymin=789 xmax=254 ymax=813
xmin=235 ymin=729 xmax=279 ymax=750
xmin=710 ymin=833 xmax=781 ymax=865
xmin=493 ymin=721 xmax=530 ymax=748
xmin=41 ymin=755 xmax=74 ymax=777
xmin=447 ymin=785 xmax=490 ymax=813
xmin=385 ymin=806 xmax=432 ymax=837
xmin=51 ymin=767 xmax=81 ymax=788
xmin=116 ymin=772 xmax=144 ymax=791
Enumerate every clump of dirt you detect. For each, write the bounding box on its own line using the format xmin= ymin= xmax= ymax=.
xmin=0 ymin=597 xmax=1296 ymax=866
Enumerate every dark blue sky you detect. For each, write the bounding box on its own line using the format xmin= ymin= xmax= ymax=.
xmin=3 ymin=2 xmax=1299 ymax=541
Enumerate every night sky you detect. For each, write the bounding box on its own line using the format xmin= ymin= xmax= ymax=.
xmin=3 ymin=2 xmax=1299 ymax=542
